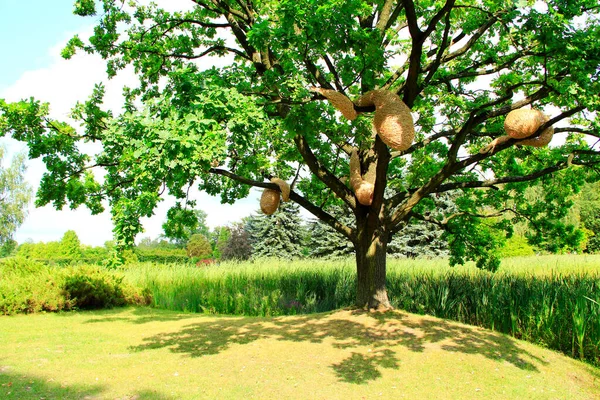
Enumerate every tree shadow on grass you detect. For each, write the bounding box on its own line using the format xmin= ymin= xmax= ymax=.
xmin=367 ymin=312 xmax=548 ymax=371
xmin=82 ymin=307 xmax=197 ymax=325
xmin=331 ymin=349 xmax=399 ymax=384
xmin=0 ymin=366 xmax=169 ymax=400
xmin=128 ymin=309 xmax=547 ymax=384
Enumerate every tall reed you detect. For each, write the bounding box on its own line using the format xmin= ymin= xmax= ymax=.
xmin=121 ymin=255 xmax=600 ymax=366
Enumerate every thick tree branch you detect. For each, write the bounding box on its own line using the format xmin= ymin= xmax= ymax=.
xmin=290 ymin=191 xmax=356 ymax=242
xmin=294 ymin=135 xmax=357 ymax=209
xmin=401 ymin=0 xmax=423 ymax=107
xmin=432 ymin=162 xmax=574 ymax=194
xmin=209 ymin=166 xmax=355 ymax=241
xmin=376 ymin=0 xmax=398 ymax=33
xmin=422 ymin=0 xmax=456 ymax=41
xmin=305 ymin=59 xmax=334 ymax=90
xmin=323 ymin=54 xmax=344 ymax=92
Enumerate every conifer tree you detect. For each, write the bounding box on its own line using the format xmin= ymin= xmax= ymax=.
xmin=387 ymin=193 xmax=455 ymax=258
xmin=307 ymin=216 xmax=355 ymax=259
xmin=59 ymin=230 xmax=83 ymax=260
xmin=245 ymin=202 xmax=305 ymax=259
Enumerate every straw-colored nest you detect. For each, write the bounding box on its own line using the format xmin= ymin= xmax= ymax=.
xmin=270 ymin=177 xmax=290 ymax=202
xmin=518 ymin=113 xmax=554 ymax=147
xmin=504 ymin=109 xmax=548 ymax=139
xmin=357 ymin=90 xmax=415 ymax=151
xmin=480 ymin=108 xmax=554 ymax=153
xmin=260 ymin=189 xmax=280 ymax=215
xmin=312 ymin=87 xmax=358 ymax=120
xmin=350 ymin=149 xmax=374 ymax=206
xmin=313 ymin=87 xmax=415 ymax=151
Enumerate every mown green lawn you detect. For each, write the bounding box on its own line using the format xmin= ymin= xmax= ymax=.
xmin=1 ymin=307 xmax=598 ymax=399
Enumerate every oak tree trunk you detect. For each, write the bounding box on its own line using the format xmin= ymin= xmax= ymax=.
xmin=355 ymin=221 xmax=391 ymax=310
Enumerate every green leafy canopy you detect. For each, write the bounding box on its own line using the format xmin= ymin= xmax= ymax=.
xmin=1 ymin=0 xmax=599 ymax=270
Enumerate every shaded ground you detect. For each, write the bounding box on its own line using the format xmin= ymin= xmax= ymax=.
xmin=1 ymin=307 xmax=598 ymax=399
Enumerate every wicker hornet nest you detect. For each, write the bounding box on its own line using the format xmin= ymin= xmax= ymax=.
xmin=270 ymin=177 xmax=290 ymax=202
xmin=260 ymin=189 xmax=280 ymax=215
xmin=311 ymin=87 xmax=358 ymax=120
xmin=357 ymin=90 xmax=415 ymax=151
xmin=350 ymin=149 xmax=374 ymax=206
xmin=480 ymin=108 xmax=554 ymax=153
xmin=517 ymin=113 xmax=554 ymax=147
xmin=312 ymin=88 xmax=415 ymax=151
xmin=504 ymin=108 xmax=548 ymax=139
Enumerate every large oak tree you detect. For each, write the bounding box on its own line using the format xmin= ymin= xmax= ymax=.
xmin=1 ymin=0 xmax=599 ymax=308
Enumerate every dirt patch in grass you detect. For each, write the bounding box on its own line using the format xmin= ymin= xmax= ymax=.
xmin=0 ymin=307 xmax=598 ymax=399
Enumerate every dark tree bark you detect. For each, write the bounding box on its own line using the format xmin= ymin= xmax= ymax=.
xmin=355 ymin=219 xmax=391 ymax=309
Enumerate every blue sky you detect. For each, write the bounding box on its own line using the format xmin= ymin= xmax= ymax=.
xmin=0 ymin=1 xmax=92 ymax=93
xmin=0 ymin=1 xmax=262 ymax=246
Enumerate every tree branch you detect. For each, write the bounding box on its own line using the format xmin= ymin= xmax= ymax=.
xmin=422 ymin=0 xmax=456 ymax=41
xmin=209 ymin=167 xmax=355 ymax=241
xmin=432 ymin=163 xmax=571 ymax=193
xmin=294 ymin=135 xmax=357 ymax=209
xmin=401 ymin=0 xmax=423 ymax=107
xmin=436 ymin=14 xmax=498 ymax=65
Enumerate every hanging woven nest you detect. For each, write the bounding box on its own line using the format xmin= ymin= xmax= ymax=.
xmin=270 ymin=177 xmax=290 ymax=202
xmin=357 ymin=90 xmax=415 ymax=151
xmin=504 ymin=108 xmax=548 ymax=139
xmin=260 ymin=189 xmax=280 ymax=215
xmin=312 ymin=87 xmax=415 ymax=151
xmin=480 ymin=108 xmax=554 ymax=153
xmin=350 ymin=149 xmax=374 ymax=206
xmin=312 ymin=87 xmax=358 ymax=120
xmin=517 ymin=113 xmax=554 ymax=147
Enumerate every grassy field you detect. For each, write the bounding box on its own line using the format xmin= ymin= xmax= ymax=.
xmin=117 ymin=255 xmax=600 ymax=366
xmin=2 ymin=254 xmax=599 ymax=367
xmin=1 ymin=307 xmax=599 ymax=399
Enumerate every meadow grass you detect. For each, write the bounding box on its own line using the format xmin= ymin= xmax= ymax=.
xmin=1 ymin=307 xmax=598 ymax=399
xmin=120 ymin=255 xmax=600 ymax=366
xmin=2 ymin=255 xmax=599 ymax=366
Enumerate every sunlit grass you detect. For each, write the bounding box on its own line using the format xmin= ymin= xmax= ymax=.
xmin=1 ymin=307 xmax=598 ymax=399
xmin=118 ymin=255 xmax=600 ymax=366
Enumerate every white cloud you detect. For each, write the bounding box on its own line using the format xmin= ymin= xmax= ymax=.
xmin=1 ymin=21 xmax=262 ymax=246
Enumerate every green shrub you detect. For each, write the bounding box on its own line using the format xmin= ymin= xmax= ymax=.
xmin=62 ymin=267 xmax=150 ymax=309
xmin=135 ymin=248 xmax=190 ymax=264
xmin=0 ymin=260 xmax=150 ymax=314
xmin=499 ymin=235 xmax=536 ymax=258
xmin=0 ymin=258 xmax=70 ymax=314
xmin=63 ymin=271 xmax=124 ymax=309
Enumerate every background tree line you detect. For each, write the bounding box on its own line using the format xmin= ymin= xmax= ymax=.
xmin=5 ymin=178 xmax=600 ymax=264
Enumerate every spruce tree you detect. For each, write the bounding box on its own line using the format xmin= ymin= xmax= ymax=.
xmin=388 ymin=193 xmax=455 ymax=259
xmin=307 ymin=217 xmax=355 ymax=259
xmin=245 ymin=202 xmax=305 ymax=259
xmin=388 ymin=220 xmax=448 ymax=259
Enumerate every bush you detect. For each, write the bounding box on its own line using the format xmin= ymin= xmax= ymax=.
xmin=499 ymin=235 xmax=536 ymax=258
xmin=0 ymin=258 xmax=70 ymax=314
xmin=63 ymin=270 xmax=123 ymax=309
xmin=0 ymin=259 xmax=150 ymax=314
xmin=135 ymin=247 xmax=189 ymax=264
xmin=62 ymin=267 xmax=151 ymax=309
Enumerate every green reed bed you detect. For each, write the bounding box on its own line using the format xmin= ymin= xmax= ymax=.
xmin=122 ymin=259 xmax=357 ymax=315
xmin=121 ymin=256 xmax=600 ymax=366
xmin=387 ymin=268 xmax=599 ymax=365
